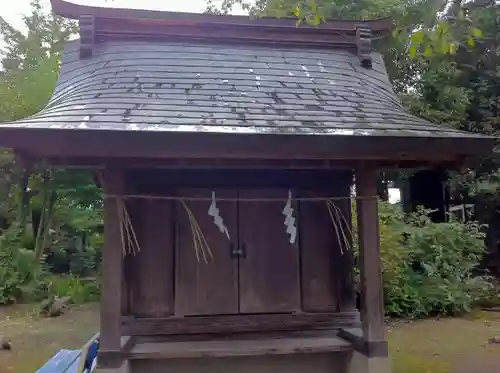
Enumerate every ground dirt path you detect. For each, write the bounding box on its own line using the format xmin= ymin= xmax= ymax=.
xmin=0 ymin=303 xmax=99 ymax=373
xmin=0 ymin=304 xmax=499 ymax=373
xmin=389 ymin=311 xmax=500 ymax=373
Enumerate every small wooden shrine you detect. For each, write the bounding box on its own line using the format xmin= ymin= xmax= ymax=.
xmin=0 ymin=1 xmax=494 ymax=373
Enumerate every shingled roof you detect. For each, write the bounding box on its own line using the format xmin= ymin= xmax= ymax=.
xmin=0 ymin=0 xmax=494 ymax=164
xmin=1 ymin=39 xmax=478 ymax=138
xmin=6 ymin=39 xmax=457 ymax=137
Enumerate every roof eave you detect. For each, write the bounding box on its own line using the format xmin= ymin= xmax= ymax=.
xmin=0 ymin=127 xmax=494 ymax=167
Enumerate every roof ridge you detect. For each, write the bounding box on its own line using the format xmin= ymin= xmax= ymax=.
xmin=50 ymin=0 xmax=392 ymax=31
xmin=51 ymin=0 xmax=392 ymax=68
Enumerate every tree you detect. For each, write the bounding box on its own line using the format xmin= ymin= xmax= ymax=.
xmin=0 ymin=0 xmax=76 ymax=121
xmin=0 ymin=1 xmax=101 ymax=278
xmin=0 ymin=0 xmax=76 ymax=72
xmin=206 ymin=0 xmax=495 ymax=59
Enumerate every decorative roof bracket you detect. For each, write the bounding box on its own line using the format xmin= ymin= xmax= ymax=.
xmin=355 ymin=25 xmax=373 ymax=69
xmin=79 ymin=15 xmax=95 ymax=58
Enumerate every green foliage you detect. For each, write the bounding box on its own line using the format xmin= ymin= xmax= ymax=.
xmin=372 ymin=202 xmax=492 ymax=318
xmin=208 ymin=0 xmax=494 ymax=60
xmin=0 ymin=1 xmax=102 ymax=304
xmin=48 ymin=275 xmax=100 ymax=304
xmin=0 ymin=220 xmax=100 ymax=305
xmin=0 ymin=0 xmax=76 ymax=72
xmin=0 ymin=225 xmax=49 ymax=304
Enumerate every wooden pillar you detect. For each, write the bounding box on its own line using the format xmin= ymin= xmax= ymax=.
xmin=100 ymin=165 xmax=126 ymax=354
xmin=355 ymin=166 xmax=385 ymax=343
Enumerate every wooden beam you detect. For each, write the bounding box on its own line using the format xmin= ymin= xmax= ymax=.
xmin=0 ymin=128 xmax=490 ymax=163
xmin=337 ymin=328 xmax=388 ymax=357
xmin=122 ymin=312 xmax=360 ymax=336
xmin=38 ymin=155 xmax=464 ymax=170
xmin=100 ymin=164 xmax=126 ymax=352
xmin=355 ymin=165 xmax=385 ymax=342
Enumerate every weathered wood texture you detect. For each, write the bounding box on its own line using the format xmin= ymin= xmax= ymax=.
xmin=355 ymin=166 xmax=385 ymax=342
xmin=336 ymin=196 xmax=357 ymax=312
xmin=118 ymin=169 xmax=359 ymax=338
xmin=175 ymin=189 xmax=238 ymax=316
xmin=122 ymin=311 xmax=360 ymax=336
xmin=130 ymin=352 xmax=349 ymax=373
xmin=101 ymin=165 xmax=126 ymax=351
xmin=299 ymin=190 xmax=337 ymax=312
xmin=238 ymin=189 xmax=300 ymax=313
xmin=43 ymin=156 xmax=465 ymax=170
xmin=129 ymin=198 xmax=174 ymax=317
xmin=1 ymin=126 xmax=489 ymax=163
xmin=128 ymin=169 xmax=350 ymax=190
xmin=128 ymin=332 xmax=351 ymax=359
xmin=298 ymin=177 xmax=354 ymax=313
xmin=338 ymin=328 xmax=388 ymax=358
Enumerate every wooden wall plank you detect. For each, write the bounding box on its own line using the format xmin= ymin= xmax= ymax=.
xmin=298 ymin=173 xmax=354 ymax=313
xmin=355 ymin=166 xmax=385 ymax=341
xmin=298 ymin=191 xmax=338 ymax=312
xmin=335 ymin=196 xmax=356 ymax=312
xmin=175 ymin=189 xmax=239 ymax=316
xmin=238 ymin=189 xmax=300 ymax=314
xmin=130 ymin=199 xmax=175 ymax=317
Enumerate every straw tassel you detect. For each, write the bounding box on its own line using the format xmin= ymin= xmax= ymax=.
xmin=180 ymin=200 xmax=213 ymax=264
xmin=325 ymin=199 xmax=353 ymax=254
xmin=116 ymin=198 xmax=141 ymax=257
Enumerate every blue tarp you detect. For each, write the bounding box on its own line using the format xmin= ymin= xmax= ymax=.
xmin=35 ymin=335 xmax=99 ymax=373
xmin=35 ymin=349 xmax=81 ymax=373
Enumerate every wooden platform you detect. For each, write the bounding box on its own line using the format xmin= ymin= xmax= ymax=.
xmin=128 ymin=332 xmax=352 ymax=360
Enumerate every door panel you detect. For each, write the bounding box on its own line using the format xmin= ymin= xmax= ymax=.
xmin=175 ymin=189 xmax=238 ymax=316
xmin=238 ymin=189 xmax=300 ymax=313
xmin=130 ymin=199 xmax=175 ymax=317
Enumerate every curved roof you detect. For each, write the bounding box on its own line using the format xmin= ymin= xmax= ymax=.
xmin=1 ymin=39 xmax=483 ymax=139
xmin=0 ymin=1 xmax=493 ymax=162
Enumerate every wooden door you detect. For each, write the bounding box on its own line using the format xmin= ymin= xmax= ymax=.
xmin=175 ymin=189 xmax=239 ymax=316
xmin=238 ymin=189 xmax=300 ymax=313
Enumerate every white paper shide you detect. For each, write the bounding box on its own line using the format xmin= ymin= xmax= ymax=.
xmin=282 ymin=190 xmax=297 ymax=244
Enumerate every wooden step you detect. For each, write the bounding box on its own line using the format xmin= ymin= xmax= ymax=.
xmin=128 ymin=333 xmax=352 ymax=360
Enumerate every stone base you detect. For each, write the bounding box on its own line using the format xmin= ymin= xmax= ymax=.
xmin=348 ymin=351 xmax=391 ymax=373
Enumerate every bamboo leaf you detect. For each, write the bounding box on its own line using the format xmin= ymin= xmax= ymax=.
xmin=471 ymin=28 xmax=483 ymax=38
xmin=410 ymin=31 xmax=425 ymax=44
xmin=409 ymin=45 xmax=418 ymax=57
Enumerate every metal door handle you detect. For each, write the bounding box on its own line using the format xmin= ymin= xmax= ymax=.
xmin=230 ymin=243 xmax=238 ymax=258
xmin=239 ymin=243 xmax=247 ymax=258
xmin=229 ymin=243 xmax=247 ymax=258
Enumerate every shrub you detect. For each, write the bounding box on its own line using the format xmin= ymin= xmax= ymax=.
xmin=0 ymin=225 xmax=100 ymax=305
xmin=353 ymin=201 xmax=492 ymax=318
xmin=68 ymin=247 xmax=100 ymax=277
xmin=48 ymin=275 xmax=100 ymax=304
xmin=0 ymin=225 xmax=48 ymax=304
